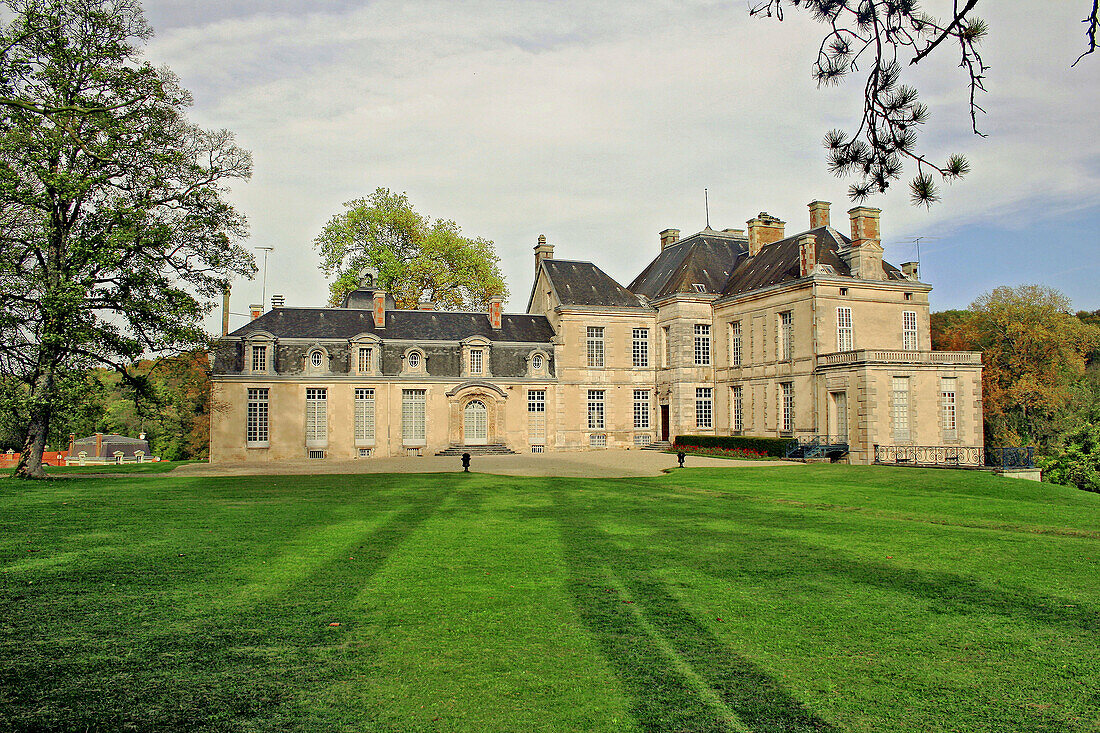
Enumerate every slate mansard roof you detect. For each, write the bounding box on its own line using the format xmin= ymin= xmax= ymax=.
xmin=538 ymin=259 xmax=650 ymax=309
xmin=629 ymin=229 xmax=748 ymax=299
xmin=229 ymin=307 xmax=555 ymax=343
xmin=720 ymin=227 xmax=904 ymax=297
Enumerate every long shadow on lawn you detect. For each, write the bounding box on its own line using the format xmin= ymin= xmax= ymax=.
xmin=666 ymin=505 xmax=1100 ymax=634
xmin=0 ymin=477 xmax=455 ymax=733
xmin=549 ymin=488 xmax=837 ymax=733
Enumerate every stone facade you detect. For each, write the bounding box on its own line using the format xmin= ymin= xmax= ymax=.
xmin=209 ymin=200 xmax=982 ymax=463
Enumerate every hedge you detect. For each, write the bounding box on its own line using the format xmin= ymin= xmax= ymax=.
xmin=673 ymin=434 xmax=792 ymax=457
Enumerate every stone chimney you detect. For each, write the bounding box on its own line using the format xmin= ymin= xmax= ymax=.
xmin=372 ymin=290 xmax=387 ymax=328
xmin=249 ymin=303 xmax=262 ymax=320
xmin=534 ymin=235 xmax=554 ymax=273
xmin=722 ymin=228 xmax=745 ymax=237
xmin=808 ymin=200 xmax=831 ymax=229
xmin=842 ymin=206 xmax=885 ymax=280
xmin=746 ymin=213 xmax=785 ymax=256
xmin=798 ymin=233 xmax=817 ymax=277
xmin=660 ymin=229 xmax=681 ymax=250
xmin=418 ymin=300 xmax=434 ymax=311
xmin=488 ymin=297 xmax=503 ymax=329
xmin=271 ymin=294 xmax=284 ymax=309
xmin=901 ymin=261 xmax=920 ymax=280
xmin=221 ymin=287 xmax=230 ymax=336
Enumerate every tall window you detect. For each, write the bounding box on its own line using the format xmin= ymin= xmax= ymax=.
xmin=246 ymin=388 xmax=269 ymax=446
xmin=632 ymin=328 xmax=649 ymax=367
xmin=695 ymin=387 xmax=713 ymax=428
xmin=633 ymin=389 xmax=650 ymax=429
xmin=587 ymin=327 xmax=604 ymax=368
xmin=730 ymin=322 xmax=742 ymax=367
xmin=662 ymin=326 xmax=671 ymax=367
xmin=305 ymin=388 xmax=327 ymax=446
xmin=892 ymin=377 xmax=910 ymax=441
xmin=587 ymin=389 xmax=605 ymax=429
xmin=694 ymin=324 xmax=711 ymax=365
xmin=402 ymin=389 xmax=426 ymax=444
xmin=837 ymin=307 xmax=853 ymax=351
xmin=903 ymin=311 xmax=918 ymax=350
xmin=731 ymin=385 xmax=743 ymax=432
xmin=779 ymin=311 xmax=793 ymax=361
xmin=354 ymin=388 xmax=375 ymax=444
xmin=358 ymin=346 xmax=373 ymax=373
xmin=780 ymin=382 xmax=793 ymax=433
xmin=251 ymin=344 xmax=267 ymax=372
xmin=470 ymin=349 xmax=483 ymax=376
xmin=941 ymin=378 xmax=958 ymax=439
xmin=528 ymin=389 xmax=546 ymax=442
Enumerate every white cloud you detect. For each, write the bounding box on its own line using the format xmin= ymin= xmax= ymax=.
xmin=139 ymin=0 xmax=1100 ymax=323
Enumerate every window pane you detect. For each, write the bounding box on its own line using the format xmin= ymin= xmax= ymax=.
xmin=695 ymin=387 xmax=712 ymax=428
xmin=306 ymin=388 xmax=327 ymax=445
xmin=587 ymin=327 xmax=604 ymax=368
xmin=632 ymin=328 xmax=649 ymax=367
xmin=355 ymin=387 xmax=375 ymax=442
xmin=694 ymin=324 xmax=711 ymax=365
xmin=246 ymin=388 xmax=269 ymax=445
xmin=587 ymin=389 xmax=605 ymax=429
xmin=402 ymin=389 xmax=426 ymax=442
xmin=633 ymin=389 xmax=650 ymax=429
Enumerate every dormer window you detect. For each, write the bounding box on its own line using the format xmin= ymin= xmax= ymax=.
xmin=408 ymin=351 xmax=421 ymax=369
xmin=245 ymin=332 xmax=274 ymax=374
xmin=310 ymin=350 xmax=323 ymax=368
xmin=527 ymin=349 xmax=550 ymax=378
xmin=532 ymin=354 xmax=544 ymax=370
xmin=305 ymin=346 xmax=330 ymax=374
xmin=402 ymin=347 xmax=427 ymax=376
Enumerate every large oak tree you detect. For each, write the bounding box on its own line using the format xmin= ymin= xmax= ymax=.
xmin=0 ymin=0 xmax=254 ymax=478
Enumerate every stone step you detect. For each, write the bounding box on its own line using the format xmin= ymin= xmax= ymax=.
xmin=641 ymin=441 xmax=673 ymax=451
xmin=435 ymin=444 xmax=517 ymax=456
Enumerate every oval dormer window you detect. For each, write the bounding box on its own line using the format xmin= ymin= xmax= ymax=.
xmin=532 ymin=354 xmax=544 ymax=370
xmin=310 ymin=350 xmax=323 ymax=368
xmin=408 ymin=351 xmax=421 ymax=368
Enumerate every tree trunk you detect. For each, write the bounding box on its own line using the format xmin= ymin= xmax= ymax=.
xmin=13 ymin=371 xmax=54 ymax=480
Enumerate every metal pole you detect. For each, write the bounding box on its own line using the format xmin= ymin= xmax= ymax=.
xmin=255 ymin=246 xmax=273 ymax=309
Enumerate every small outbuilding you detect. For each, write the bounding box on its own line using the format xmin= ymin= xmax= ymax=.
xmin=68 ymin=433 xmax=156 ymax=464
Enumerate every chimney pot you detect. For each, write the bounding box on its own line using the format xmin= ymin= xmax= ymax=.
xmin=489 ymin=297 xmax=503 ymax=329
xmin=660 ymin=228 xmax=680 ymax=250
xmin=534 ymin=235 xmax=554 ymax=273
xmin=249 ymin=303 xmax=262 ymax=321
xmin=372 ymin=290 xmax=387 ymax=328
xmin=418 ymin=300 xmax=434 ymax=311
xmin=746 ymin=213 xmax=785 ymax=256
xmin=808 ymin=200 xmax=831 ymax=229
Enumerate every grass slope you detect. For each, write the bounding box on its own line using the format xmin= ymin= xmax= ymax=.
xmin=1 ymin=465 xmax=1097 ymax=732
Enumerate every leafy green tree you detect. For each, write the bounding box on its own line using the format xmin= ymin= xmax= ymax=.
xmin=750 ymin=1 xmax=1098 ymax=205
xmin=315 ymin=188 xmax=508 ymax=310
xmin=0 ymin=0 xmax=254 ymax=478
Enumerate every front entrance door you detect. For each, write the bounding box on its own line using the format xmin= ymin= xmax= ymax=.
xmin=464 ymin=400 xmax=488 ymax=445
xmin=660 ymin=404 xmax=670 ymax=441
xmin=830 ymin=391 xmax=848 ymax=443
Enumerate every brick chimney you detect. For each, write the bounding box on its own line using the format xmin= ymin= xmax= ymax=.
xmin=249 ymin=303 xmax=262 ymax=320
xmin=534 ymin=235 xmax=554 ymax=273
xmin=418 ymin=300 xmax=434 ymax=311
xmin=95 ymin=432 xmax=103 ymax=458
xmin=746 ymin=213 xmax=785 ymax=256
xmin=842 ymin=206 xmax=885 ymax=280
xmin=488 ymin=297 xmax=503 ymax=329
xmin=808 ymin=200 xmax=831 ymax=229
xmin=221 ymin=287 xmax=230 ymax=336
xmin=901 ymin=261 xmax=920 ymax=280
xmin=660 ymin=229 xmax=680 ymax=250
xmin=372 ymin=290 xmax=387 ymax=328
xmin=798 ymin=233 xmax=817 ymax=277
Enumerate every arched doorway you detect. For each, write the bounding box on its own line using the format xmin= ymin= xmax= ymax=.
xmin=464 ymin=400 xmax=488 ymax=445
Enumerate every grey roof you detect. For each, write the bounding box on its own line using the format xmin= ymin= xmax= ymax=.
xmin=628 ymin=229 xmax=748 ymax=299
xmin=721 ymin=227 xmax=903 ymax=296
xmin=229 ymin=307 xmax=554 ymax=343
xmin=540 ymin=259 xmax=648 ymax=309
xmin=71 ymin=434 xmax=151 ymax=457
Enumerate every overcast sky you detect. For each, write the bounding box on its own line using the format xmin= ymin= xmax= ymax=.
xmin=138 ymin=1 xmax=1100 ymax=331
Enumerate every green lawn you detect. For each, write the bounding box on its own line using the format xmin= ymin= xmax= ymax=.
xmin=1 ymin=465 xmax=1097 ymax=732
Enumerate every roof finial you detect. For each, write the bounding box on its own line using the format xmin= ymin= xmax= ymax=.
xmin=704 ymin=188 xmax=711 ymax=229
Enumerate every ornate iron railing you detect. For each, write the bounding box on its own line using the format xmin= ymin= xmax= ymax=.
xmin=873 ymin=445 xmax=1034 ymax=469
xmin=787 ymin=435 xmax=850 ymax=459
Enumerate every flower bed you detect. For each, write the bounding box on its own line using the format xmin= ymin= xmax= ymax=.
xmin=669 ymin=444 xmax=770 ymax=460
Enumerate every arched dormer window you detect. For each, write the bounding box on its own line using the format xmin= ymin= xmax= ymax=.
xmin=461 ymin=336 xmax=492 ymax=378
xmin=402 ymin=347 xmax=427 ymax=376
xmin=350 ymin=333 xmax=382 ymax=376
xmin=245 ymin=331 xmax=275 ymax=375
xmin=305 ymin=345 xmax=331 ymax=374
xmin=526 ymin=349 xmax=551 ymax=378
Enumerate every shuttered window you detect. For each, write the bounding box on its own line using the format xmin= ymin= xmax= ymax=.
xmin=402 ymin=389 xmax=426 ymax=444
xmin=354 ymin=388 xmax=375 ymax=444
xmin=305 ymin=388 xmax=327 ymax=447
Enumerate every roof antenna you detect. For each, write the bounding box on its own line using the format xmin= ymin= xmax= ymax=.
xmin=704 ymin=188 xmax=711 ymax=229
